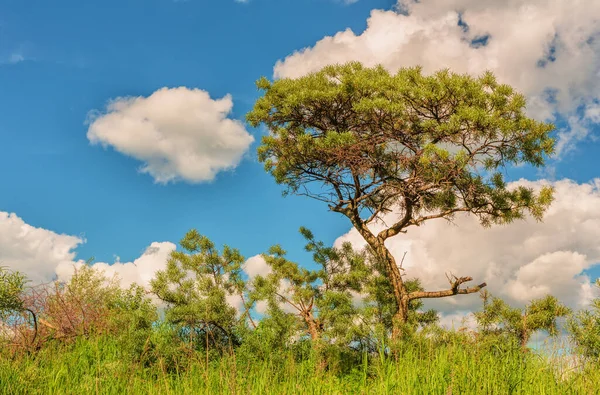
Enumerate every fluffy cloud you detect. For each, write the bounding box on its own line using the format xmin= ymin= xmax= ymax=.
xmin=58 ymin=250 xmax=273 ymax=317
xmin=334 ymin=179 xmax=600 ymax=317
xmin=55 ymin=242 xmax=177 ymax=289
xmin=0 ymin=211 xmax=274 ymax=317
xmin=274 ymin=0 xmax=600 ymax=156
xmin=87 ymin=87 xmax=254 ymax=184
xmin=243 ymin=254 xmax=271 ymax=279
xmin=0 ymin=212 xmax=85 ymax=283
xmin=0 ymin=211 xmax=177 ymax=288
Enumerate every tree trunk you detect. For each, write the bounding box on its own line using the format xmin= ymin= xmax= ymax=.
xmin=303 ymin=311 xmax=327 ymax=371
xmin=345 ymin=207 xmax=486 ymax=341
xmin=304 ymin=311 xmax=321 ymax=341
xmin=350 ymin=217 xmax=486 ymax=340
xmin=25 ymin=308 xmax=38 ymax=347
xmin=520 ymin=331 xmax=530 ymax=350
xmin=355 ymin=225 xmax=408 ymax=340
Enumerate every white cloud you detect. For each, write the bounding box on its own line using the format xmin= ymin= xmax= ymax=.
xmin=0 ymin=211 xmax=290 ymax=319
xmin=334 ymin=179 xmax=600 ymax=314
xmin=243 ymin=254 xmax=271 ymax=279
xmin=0 ymin=211 xmax=175 ymax=290
xmin=87 ymin=87 xmax=254 ymax=184
xmin=55 ymin=242 xmax=177 ymax=289
xmin=274 ymin=0 xmax=600 ymax=156
xmin=438 ymin=311 xmax=476 ymax=331
xmin=0 ymin=212 xmax=85 ymax=283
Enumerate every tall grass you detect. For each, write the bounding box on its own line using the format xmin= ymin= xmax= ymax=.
xmin=2 ymin=335 xmax=599 ymax=394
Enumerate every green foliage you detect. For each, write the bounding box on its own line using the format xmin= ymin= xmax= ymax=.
xmin=235 ymin=313 xmax=299 ymax=364
xmin=360 ymin=251 xmax=439 ymax=338
xmin=248 ymin=62 xmax=555 ymax=230
xmin=0 ymin=267 xmax=26 ymax=316
xmin=150 ymin=229 xmax=248 ymax=350
xmin=251 ymin=229 xmax=438 ymax=350
xmin=251 ymin=228 xmax=370 ymax=344
xmin=2 ymin=259 xmax=599 ymax=393
xmin=568 ymin=279 xmax=600 ymax=360
xmin=474 ymin=291 xmax=570 ymax=347
xmin=109 ymin=283 xmax=159 ymax=362
xmin=2 ymin=331 xmax=599 ymax=394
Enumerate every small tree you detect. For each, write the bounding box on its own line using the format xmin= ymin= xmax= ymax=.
xmin=360 ymin=258 xmax=439 ymax=344
xmin=29 ymin=266 xmax=157 ymax=346
xmin=2 ymin=265 xmax=154 ymax=350
xmin=568 ymin=279 xmax=600 ymax=360
xmin=151 ymin=229 xmax=251 ymax=351
xmin=0 ymin=267 xmax=37 ymax=346
xmin=252 ymin=228 xmax=368 ymax=344
xmin=247 ymin=62 xmax=555 ymax=337
xmin=474 ymin=291 xmax=570 ymax=349
xmin=251 ymin=228 xmax=438 ymax=352
xmin=43 ymin=265 xmax=123 ymax=337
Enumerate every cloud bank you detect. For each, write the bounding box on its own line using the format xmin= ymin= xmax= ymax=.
xmin=0 ymin=212 xmax=85 ymax=283
xmin=0 ymin=211 xmax=271 ymax=306
xmin=2 ymin=179 xmax=599 ymax=322
xmin=334 ymin=179 xmax=600 ymax=317
xmin=274 ymin=0 xmax=600 ymax=155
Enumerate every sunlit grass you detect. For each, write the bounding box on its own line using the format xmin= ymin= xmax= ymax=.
xmin=2 ymin=335 xmax=599 ymax=394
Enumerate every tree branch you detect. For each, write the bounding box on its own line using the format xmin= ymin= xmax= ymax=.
xmin=24 ymin=308 xmax=38 ymax=346
xmin=378 ymin=197 xmax=413 ymax=240
xmin=408 ymin=275 xmax=487 ymax=300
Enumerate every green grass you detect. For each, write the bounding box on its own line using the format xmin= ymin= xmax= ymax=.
xmin=1 ymin=336 xmax=599 ymax=394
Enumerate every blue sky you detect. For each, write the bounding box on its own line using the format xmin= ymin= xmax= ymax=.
xmin=0 ymin=0 xmax=394 ymax=263
xmin=1 ymin=0 xmax=599 ymax=317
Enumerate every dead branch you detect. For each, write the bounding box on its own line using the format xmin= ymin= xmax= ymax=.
xmin=408 ymin=274 xmax=487 ymax=300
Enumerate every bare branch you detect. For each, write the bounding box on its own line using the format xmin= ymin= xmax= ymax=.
xmin=408 ymin=275 xmax=487 ymax=300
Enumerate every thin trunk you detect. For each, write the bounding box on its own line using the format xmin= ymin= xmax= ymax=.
xmin=303 ymin=311 xmax=326 ymax=372
xmin=520 ymin=331 xmax=530 ymax=350
xmin=25 ymin=308 xmax=38 ymax=346
xmin=520 ymin=315 xmax=530 ymax=350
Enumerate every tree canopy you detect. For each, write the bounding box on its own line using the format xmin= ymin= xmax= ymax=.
xmin=475 ymin=291 xmax=570 ymax=348
xmin=248 ymin=62 xmax=554 ymax=231
xmin=248 ymin=62 xmax=556 ymax=336
xmin=151 ymin=229 xmax=251 ymax=349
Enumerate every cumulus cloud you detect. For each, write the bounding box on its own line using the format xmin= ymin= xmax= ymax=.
xmin=274 ymin=0 xmax=600 ymax=156
xmin=55 ymin=242 xmax=177 ymax=290
xmin=0 ymin=212 xmax=85 ymax=283
xmin=0 ymin=211 xmax=177 ymax=289
xmin=87 ymin=87 xmax=254 ymax=184
xmin=0 ymin=211 xmax=278 ymax=318
xmin=243 ymin=254 xmax=271 ymax=279
xmin=438 ymin=311 xmax=476 ymax=331
xmin=63 ymin=250 xmax=272 ymax=316
xmin=334 ymin=179 xmax=600 ymax=316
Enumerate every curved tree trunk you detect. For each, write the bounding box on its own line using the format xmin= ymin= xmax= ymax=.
xmin=353 ymin=223 xmax=409 ymax=340
xmin=348 ymin=212 xmax=486 ymax=340
xmin=25 ymin=308 xmax=38 ymax=346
